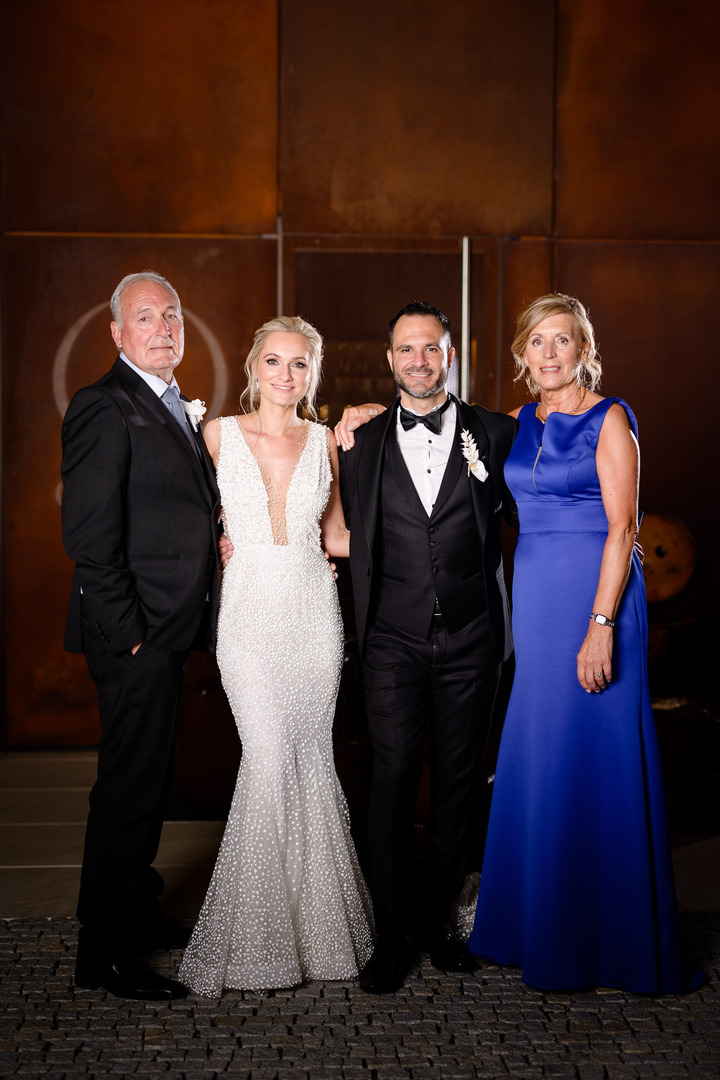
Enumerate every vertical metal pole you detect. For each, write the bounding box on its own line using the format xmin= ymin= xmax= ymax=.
xmin=496 ymin=237 xmax=505 ymax=412
xmin=460 ymin=236 xmax=470 ymax=401
xmin=276 ymin=213 xmax=283 ymax=316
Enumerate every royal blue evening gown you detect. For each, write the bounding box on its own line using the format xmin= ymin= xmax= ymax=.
xmin=468 ymin=398 xmax=701 ymax=992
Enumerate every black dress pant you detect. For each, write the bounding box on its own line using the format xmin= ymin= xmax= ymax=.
xmin=77 ymin=627 xmax=188 ymax=958
xmin=363 ymin=611 xmax=500 ymax=941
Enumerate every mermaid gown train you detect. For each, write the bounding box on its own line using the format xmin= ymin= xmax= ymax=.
xmin=469 ymin=398 xmax=701 ymax=992
xmin=179 ymin=418 xmax=373 ymax=995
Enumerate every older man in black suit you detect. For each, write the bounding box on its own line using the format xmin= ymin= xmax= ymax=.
xmin=61 ymin=271 xmax=220 ymax=999
xmin=337 ymin=301 xmax=518 ymax=992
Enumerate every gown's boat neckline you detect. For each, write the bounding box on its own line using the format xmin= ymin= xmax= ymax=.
xmin=530 ymin=396 xmax=610 ymax=422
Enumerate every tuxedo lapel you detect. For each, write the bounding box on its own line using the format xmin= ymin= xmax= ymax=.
xmin=180 ymin=394 xmax=221 ymax=503
xmin=355 ymin=400 xmax=400 ymax=554
xmin=455 ymin=399 xmax=492 ymax=543
xmin=194 ymin=425 xmax=221 ymax=502
xmin=112 ymin=358 xmax=217 ymax=506
xmin=429 ymin=407 xmax=464 ymax=519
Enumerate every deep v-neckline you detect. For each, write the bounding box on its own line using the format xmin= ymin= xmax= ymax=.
xmin=235 ymin=418 xmax=311 ymax=545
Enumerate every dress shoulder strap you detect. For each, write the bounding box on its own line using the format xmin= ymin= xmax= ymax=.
xmin=599 ymin=397 xmax=638 ymax=439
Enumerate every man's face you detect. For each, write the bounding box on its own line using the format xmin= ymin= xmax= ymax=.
xmin=110 ymin=280 xmax=184 ymax=383
xmin=387 ymin=314 xmax=454 ymax=401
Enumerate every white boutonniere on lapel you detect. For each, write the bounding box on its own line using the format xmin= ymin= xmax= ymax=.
xmin=182 ymin=398 xmax=207 ymax=431
xmin=460 ymin=429 xmax=488 ymax=482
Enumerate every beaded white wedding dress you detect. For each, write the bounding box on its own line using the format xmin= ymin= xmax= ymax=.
xmin=179 ymin=418 xmax=373 ymax=995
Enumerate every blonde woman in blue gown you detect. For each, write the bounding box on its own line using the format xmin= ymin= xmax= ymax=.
xmin=468 ymin=294 xmax=701 ymax=993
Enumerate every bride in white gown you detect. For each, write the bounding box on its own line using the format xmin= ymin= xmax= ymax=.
xmin=179 ymin=317 xmax=373 ymax=995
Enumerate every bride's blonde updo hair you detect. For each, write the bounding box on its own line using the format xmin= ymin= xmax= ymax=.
xmin=512 ymin=293 xmax=602 ymax=396
xmin=241 ymin=316 xmax=324 ymax=419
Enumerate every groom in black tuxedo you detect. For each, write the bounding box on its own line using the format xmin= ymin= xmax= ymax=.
xmin=61 ymin=271 xmax=220 ymax=999
xmin=338 ymin=301 xmax=518 ymax=992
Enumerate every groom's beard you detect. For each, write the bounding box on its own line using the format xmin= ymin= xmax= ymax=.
xmin=391 ymin=363 xmax=448 ymax=400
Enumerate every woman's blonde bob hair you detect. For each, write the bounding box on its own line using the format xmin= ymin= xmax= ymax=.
xmin=512 ymin=293 xmax=602 ymax=396
xmin=241 ymin=316 xmax=324 ymax=419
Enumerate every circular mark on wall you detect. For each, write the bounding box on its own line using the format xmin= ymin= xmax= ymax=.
xmin=639 ymin=512 xmax=696 ymax=602
xmin=52 ymin=304 xmax=229 ymax=418
xmin=53 ymin=303 xmax=108 ymax=417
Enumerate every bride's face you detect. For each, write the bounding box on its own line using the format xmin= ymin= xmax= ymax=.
xmin=255 ymin=331 xmax=312 ymax=406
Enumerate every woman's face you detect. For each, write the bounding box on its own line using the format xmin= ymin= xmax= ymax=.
xmin=255 ymin=331 xmax=312 ymax=406
xmin=523 ymin=313 xmax=587 ymax=393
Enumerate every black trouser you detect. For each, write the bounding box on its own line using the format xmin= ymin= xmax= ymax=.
xmin=77 ymin=628 xmax=188 ymax=959
xmin=363 ymin=611 xmax=500 ymax=941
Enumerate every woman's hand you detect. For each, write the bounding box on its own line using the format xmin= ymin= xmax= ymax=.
xmin=218 ymin=533 xmax=234 ymax=569
xmin=334 ymin=403 xmax=386 ymax=451
xmin=577 ymin=621 xmax=613 ymax=692
xmin=323 ymin=549 xmax=339 ymax=580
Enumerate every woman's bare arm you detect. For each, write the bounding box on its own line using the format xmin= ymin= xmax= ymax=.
xmin=576 ymin=404 xmax=640 ymax=692
xmin=320 ymin=429 xmax=350 ymax=557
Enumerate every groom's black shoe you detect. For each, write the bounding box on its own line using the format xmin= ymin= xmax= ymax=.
xmin=359 ymin=939 xmax=413 ymax=994
xmin=75 ymin=955 xmax=188 ymax=1000
xmin=426 ymin=922 xmax=476 ymax=973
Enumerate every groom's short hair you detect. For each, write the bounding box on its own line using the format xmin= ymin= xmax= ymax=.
xmin=387 ymin=301 xmax=452 ymax=348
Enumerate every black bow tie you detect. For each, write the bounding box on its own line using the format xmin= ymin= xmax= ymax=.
xmin=399 ymin=397 xmax=451 ymax=436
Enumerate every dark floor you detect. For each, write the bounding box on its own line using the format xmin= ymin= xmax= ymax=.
xmin=1 ymin=915 xmax=718 ymax=1079
xmin=1 ymin=752 xmax=719 ymax=1079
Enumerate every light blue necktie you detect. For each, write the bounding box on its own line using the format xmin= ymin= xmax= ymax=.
xmin=161 ymin=385 xmax=197 ymax=453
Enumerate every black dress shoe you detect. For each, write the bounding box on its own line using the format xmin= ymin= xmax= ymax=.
xmin=359 ymin=939 xmax=413 ymax=994
xmin=426 ymin=923 xmax=476 ymax=973
xmin=75 ymin=955 xmax=188 ymax=1000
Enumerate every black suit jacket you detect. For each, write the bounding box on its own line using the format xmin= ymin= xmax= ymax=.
xmin=61 ymin=356 xmax=220 ymax=655
xmin=339 ymin=397 xmax=518 ymax=661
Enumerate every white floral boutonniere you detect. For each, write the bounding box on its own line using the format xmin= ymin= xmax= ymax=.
xmin=461 ymin=429 xmax=488 ymax=482
xmin=182 ymin=398 xmax=207 ymax=431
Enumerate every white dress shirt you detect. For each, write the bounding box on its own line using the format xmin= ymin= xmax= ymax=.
xmin=120 ymin=351 xmax=181 ymax=398
xmin=395 ymin=398 xmax=456 ymax=516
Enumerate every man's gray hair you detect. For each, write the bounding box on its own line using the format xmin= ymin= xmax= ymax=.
xmin=110 ymin=271 xmax=182 ymax=326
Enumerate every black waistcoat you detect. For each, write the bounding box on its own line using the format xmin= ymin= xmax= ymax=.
xmin=372 ymin=426 xmax=487 ymax=637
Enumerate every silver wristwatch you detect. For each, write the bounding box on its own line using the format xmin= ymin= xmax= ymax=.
xmin=590 ymin=612 xmax=615 ymax=628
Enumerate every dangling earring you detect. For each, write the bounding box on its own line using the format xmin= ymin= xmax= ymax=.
xmin=254 ymin=378 xmax=259 ymax=391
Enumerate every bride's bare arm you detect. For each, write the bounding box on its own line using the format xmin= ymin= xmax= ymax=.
xmin=334 ymin=403 xmax=386 ymax=451
xmin=202 ymin=417 xmax=221 ymax=466
xmin=202 ymin=417 xmax=234 ymax=568
xmin=320 ymin=430 xmax=350 ymax=558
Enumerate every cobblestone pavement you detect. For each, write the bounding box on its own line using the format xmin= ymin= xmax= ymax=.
xmin=1 ymin=915 xmax=718 ymax=1079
